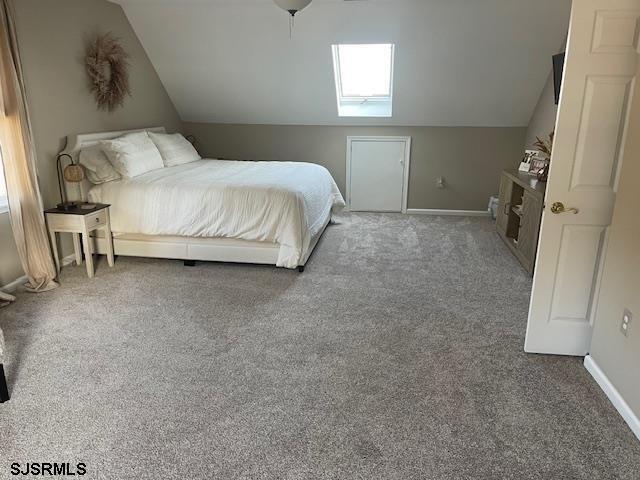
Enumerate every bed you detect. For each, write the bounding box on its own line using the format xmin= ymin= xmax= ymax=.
xmin=60 ymin=127 xmax=345 ymax=271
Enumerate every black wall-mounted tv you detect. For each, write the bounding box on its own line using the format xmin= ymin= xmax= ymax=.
xmin=553 ymin=52 xmax=565 ymax=105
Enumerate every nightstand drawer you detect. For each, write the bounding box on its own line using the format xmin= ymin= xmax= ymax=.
xmin=85 ymin=210 xmax=106 ymax=228
xmin=46 ymin=213 xmax=84 ymax=231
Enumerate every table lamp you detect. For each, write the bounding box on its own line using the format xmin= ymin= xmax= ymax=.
xmin=56 ymin=153 xmax=85 ymax=211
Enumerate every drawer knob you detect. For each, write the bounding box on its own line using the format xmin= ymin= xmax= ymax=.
xmin=95 ymin=217 xmax=100 ymax=223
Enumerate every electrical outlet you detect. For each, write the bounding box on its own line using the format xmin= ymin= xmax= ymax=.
xmin=620 ymin=309 xmax=632 ymax=337
xmin=436 ymin=177 xmax=445 ymax=189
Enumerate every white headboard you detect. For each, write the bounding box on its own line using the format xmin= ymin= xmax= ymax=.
xmin=59 ymin=126 xmax=166 ymax=202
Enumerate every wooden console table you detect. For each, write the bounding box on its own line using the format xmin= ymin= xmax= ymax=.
xmin=496 ymin=170 xmax=546 ymax=275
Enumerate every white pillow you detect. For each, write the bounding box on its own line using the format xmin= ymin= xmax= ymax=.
xmin=148 ymin=132 xmax=201 ymax=167
xmin=79 ymin=146 xmax=121 ymax=184
xmin=100 ymin=131 xmax=164 ymax=178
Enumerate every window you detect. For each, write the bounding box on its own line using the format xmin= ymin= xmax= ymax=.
xmin=0 ymin=156 xmax=7 ymax=214
xmin=331 ymin=43 xmax=395 ymax=117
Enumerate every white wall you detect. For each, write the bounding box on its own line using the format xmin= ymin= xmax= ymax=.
xmin=116 ymin=0 xmax=571 ymax=127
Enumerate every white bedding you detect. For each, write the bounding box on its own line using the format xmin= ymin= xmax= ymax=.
xmin=88 ymin=159 xmax=345 ymax=268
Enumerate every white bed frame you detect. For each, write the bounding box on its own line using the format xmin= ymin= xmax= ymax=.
xmin=59 ymin=127 xmax=331 ymax=271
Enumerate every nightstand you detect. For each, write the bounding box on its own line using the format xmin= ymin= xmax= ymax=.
xmin=45 ymin=203 xmax=114 ymax=278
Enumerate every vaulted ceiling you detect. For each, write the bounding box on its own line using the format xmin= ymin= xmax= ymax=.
xmin=113 ymin=0 xmax=571 ymax=126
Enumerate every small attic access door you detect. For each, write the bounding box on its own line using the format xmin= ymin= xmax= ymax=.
xmin=346 ymin=136 xmax=411 ymax=213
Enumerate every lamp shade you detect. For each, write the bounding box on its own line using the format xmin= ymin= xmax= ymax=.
xmin=273 ymin=0 xmax=312 ymax=15
xmin=63 ymin=164 xmax=85 ymax=183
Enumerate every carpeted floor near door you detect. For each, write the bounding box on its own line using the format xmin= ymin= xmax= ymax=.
xmin=0 ymin=213 xmax=638 ymax=479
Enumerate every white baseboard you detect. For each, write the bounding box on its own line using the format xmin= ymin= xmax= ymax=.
xmin=0 ymin=254 xmax=75 ymax=293
xmin=341 ymin=207 xmax=490 ymax=217
xmin=584 ymin=355 xmax=640 ymax=442
xmin=61 ymin=253 xmax=76 ymax=267
xmin=1 ymin=275 xmax=28 ymax=293
xmin=406 ymin=208 xmax=490 ymax=217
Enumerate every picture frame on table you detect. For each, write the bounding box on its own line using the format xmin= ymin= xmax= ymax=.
xmin=519 ymin=150 xmax=538 ymax=172
xmin=529 ymin=156 xmax=550 ymax=175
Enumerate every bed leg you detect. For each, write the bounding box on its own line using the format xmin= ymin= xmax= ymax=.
xmin=298 ymin=266 xmax=305 ymax=273
xmin=0 ymin=364 xmax=9 ymax=403
xmin=184 ymin=260 xmax=196 ymax=267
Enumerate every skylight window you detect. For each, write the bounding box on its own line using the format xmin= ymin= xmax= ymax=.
xmin=332 ymin=44 xmax=395 ymax=117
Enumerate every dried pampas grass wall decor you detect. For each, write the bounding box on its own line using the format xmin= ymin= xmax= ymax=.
xmin=85 ymin=32 xmax=131 ymax=112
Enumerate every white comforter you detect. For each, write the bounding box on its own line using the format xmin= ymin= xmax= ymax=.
xmin=88 ymin=159 xmax=345 ymax=268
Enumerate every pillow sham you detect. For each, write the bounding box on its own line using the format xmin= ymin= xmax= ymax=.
xmin=148 ymin=132 xmax=201 ymax=167
xmin=78 ymin=145 xmax=121 ymax=184
xmin=100 ymin=131 xmax=164 ymax=178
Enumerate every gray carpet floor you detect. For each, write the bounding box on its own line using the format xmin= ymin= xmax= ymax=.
xmin=1 ymin=213 xmax=639 ymax=479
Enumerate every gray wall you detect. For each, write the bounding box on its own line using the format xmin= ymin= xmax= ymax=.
xmin=1 ymin=0 xmax=182 ymax=286
xmin=184 ymin=123 xmax=526 ymax=211
xmin=524 ymin=71 xmax=558 ymax=149
xmin=0 ymin=214 xmax=22 ymax=287
xmin=589 ymin=76 xmax=640 ymax=420
xmin=524 ymin=41 xmax=565 ymax=149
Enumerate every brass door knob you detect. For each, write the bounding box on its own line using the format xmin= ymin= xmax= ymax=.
xmin=550 ymin=202 xmax=579 ymax=214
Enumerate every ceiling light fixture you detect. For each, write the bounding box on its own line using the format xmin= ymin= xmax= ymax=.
xmin=273 ymin=0 xmax=312 ymax=37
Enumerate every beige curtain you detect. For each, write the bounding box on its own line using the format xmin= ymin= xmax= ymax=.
xmin=0 ymin=0 xmax=57 ymax=293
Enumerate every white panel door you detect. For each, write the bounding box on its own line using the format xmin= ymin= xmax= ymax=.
xmin=525 ymin=0 xmax=640 ymax=355
xmin=348 ymin=137 xmax=410 ymax=212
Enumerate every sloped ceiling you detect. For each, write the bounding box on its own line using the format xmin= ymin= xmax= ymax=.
xmin=113 ymin=0 xmax=571 ymax=126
